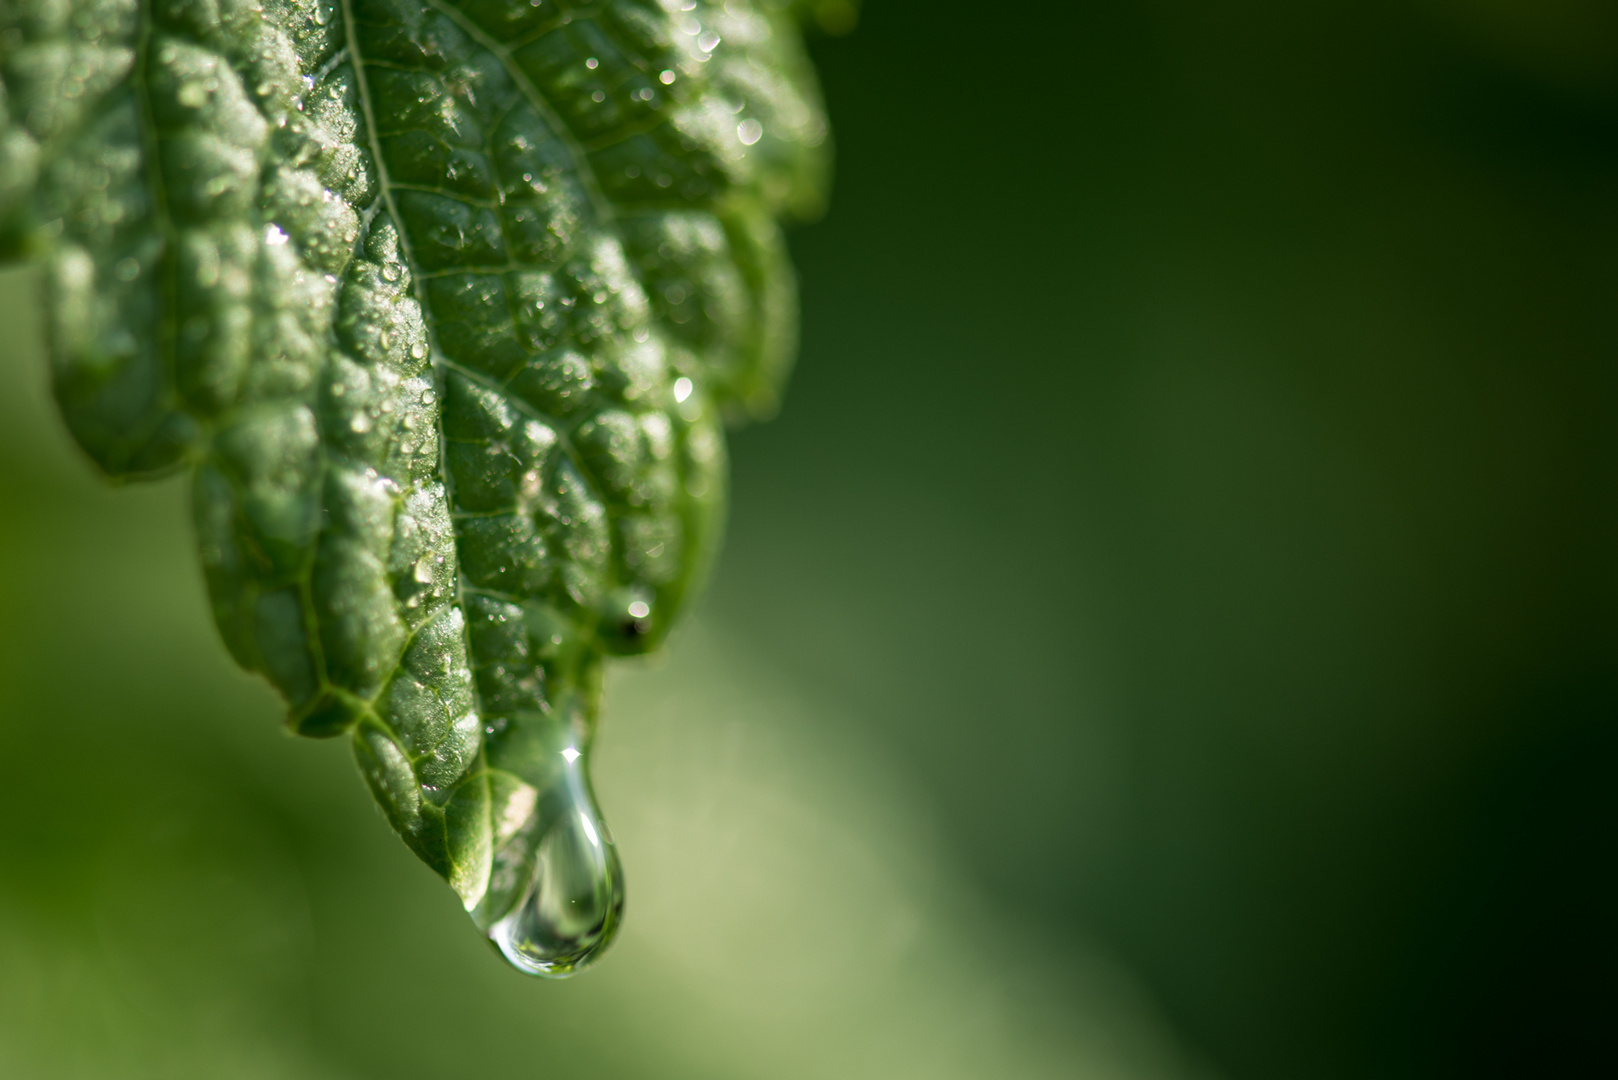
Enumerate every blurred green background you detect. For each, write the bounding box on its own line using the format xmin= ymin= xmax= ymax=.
xmin=2 ymin=1 xmax=1615 ymax=1077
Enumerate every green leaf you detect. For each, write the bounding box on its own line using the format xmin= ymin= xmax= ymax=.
xmin=0 ymin=0 xmax=827 ymax=976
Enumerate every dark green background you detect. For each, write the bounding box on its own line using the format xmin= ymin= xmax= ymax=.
xmin=1 ymin=1 xmax=1614 ymax=1077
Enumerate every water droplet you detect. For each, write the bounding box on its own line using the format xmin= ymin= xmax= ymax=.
xmin=379 ymin=329 xmax=392 ymax=350
xmin=381 ymin=262 xmax=400 ymax=282
xmin=410 ymin=342 xmax=427 ymax=360
xmin=350 ymin=412 xmax=371 ymax=433
xmin=422 ymin=389 xmax=437 ymax=405
xmin=264 ymin=223 xmax=290 ymax=246
xmin=673 ymin=376 xmax=692 ymax=403
xmin=698 ymin=31 xmax=721 ymax=52
xmin=177 ymin=80 xmax=208 ymax=108
xmin=737 ymin=118 xmax=763 ymax=146
xmin=591 ymin=90 xmax=606 ymax=103
xmin=483 ymin=714 xmax=624 ymax=978
xmin=585 ymin=57 xmax=599 ymax=70
xmin=659 ymin=69 xmax=676 ymax=85
xmin=414 ymin=557 xmax=435 ymax=584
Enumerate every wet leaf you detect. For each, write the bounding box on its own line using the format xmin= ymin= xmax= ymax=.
xmin=0 ymin=0 xmax=828 ymax=974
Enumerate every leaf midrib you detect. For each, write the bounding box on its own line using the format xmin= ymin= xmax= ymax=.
xmin=335 ymin=0 xmax=641 ymax=743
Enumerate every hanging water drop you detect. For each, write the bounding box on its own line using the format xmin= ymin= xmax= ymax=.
xmin=476 ymin=705 xmax=625 ymax=977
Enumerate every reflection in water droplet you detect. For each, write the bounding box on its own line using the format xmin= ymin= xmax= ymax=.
xmin=480 ymin=709 xmax=625 ymax=977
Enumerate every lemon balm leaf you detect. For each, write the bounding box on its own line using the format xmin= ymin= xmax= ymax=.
xmin=0 ymin=0 xmax=828 ymax=976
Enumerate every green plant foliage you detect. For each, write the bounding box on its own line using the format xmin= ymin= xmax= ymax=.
xmin=0 ymin=0 xmax=828 ymax=975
